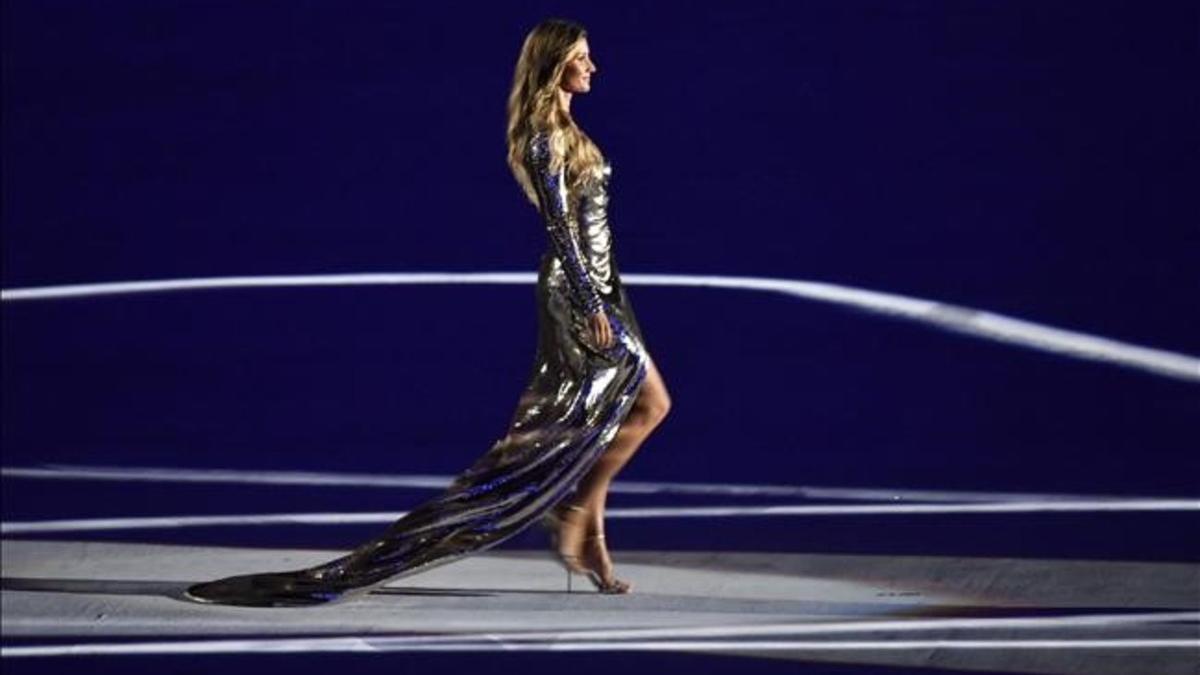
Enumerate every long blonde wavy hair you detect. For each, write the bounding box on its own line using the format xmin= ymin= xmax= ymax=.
xmin=506 ymin=18 xmax=607 ymax=207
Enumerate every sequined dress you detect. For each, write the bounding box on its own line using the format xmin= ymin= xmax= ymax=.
xmin=183 ymin=130 xmax=648 ymax=606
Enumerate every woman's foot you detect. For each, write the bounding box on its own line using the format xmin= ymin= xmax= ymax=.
xmin=543 ymin=501 xmax=631 ymax=594
xmin=581 ymin=531 xmax=632 ymax=594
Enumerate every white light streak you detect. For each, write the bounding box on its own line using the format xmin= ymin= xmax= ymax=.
xmin=2 ymin=272 xmax=1195 ymax=382
xmin=1 ymin=464 xmax=1159 ymax=503
xmin=3 ymin=499 xmax=1196 ymax=534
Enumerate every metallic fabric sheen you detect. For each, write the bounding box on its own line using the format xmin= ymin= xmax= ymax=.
xmin=183 ymin=130 xmax=648 ymax=607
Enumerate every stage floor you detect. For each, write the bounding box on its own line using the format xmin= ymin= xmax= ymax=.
xmin=3 ymin=538 xmax=1196 ymax=674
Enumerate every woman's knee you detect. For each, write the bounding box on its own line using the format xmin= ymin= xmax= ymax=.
xmin=646 ymin=389 xmax=671 ymax=427
xmin=640 ymin=358 xmax=671 ymax=428
xmin=622 ymin=388 xmax=669 ymax=435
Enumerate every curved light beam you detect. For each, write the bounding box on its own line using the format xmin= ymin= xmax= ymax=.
xmin=2 ymin=270 xmax=1200 ymax=381
xmin=4 ymin=611 xmax=1198 ymax=657
xmin=2 ymin=272 xmax=1196 ymax=382
xmin=3 ymin=499 xmax=1196 ymax=534
xmin=1 ymin=463 xmax=1164 ymax=503
xmin=4 ymin=638 xmax=1197 ymax=658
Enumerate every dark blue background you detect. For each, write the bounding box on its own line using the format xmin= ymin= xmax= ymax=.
xmin=3 ymin=0 xmax=1198 ymax=560
xmin=3 ymin=3 xmax=1198 ymax=673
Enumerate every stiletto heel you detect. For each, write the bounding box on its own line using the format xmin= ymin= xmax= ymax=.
xmin=541 ymin=503 xmax=589 ymax=593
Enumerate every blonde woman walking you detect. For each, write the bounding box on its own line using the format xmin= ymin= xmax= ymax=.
xmin=184 ymin=17 xmax=670 ymax=607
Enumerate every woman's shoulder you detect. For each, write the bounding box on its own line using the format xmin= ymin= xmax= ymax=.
xmin=526 ymin=126 xmax=560 ymax=161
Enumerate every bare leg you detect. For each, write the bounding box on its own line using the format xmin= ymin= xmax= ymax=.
xmin=553 ymin=355 xmax=671 ymax=588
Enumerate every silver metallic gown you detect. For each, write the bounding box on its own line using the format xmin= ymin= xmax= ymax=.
xmin=183 ymin=130 xmax=648 ymax=607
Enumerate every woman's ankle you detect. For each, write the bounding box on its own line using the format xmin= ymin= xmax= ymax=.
xmin=556 ymin=502 xmax=604 ymax=536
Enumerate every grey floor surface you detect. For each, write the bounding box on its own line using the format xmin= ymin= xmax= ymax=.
xmin=2 ymin=539 xmax=1197 ymax=674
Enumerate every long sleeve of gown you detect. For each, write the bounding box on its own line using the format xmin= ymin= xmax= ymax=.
xmin=526 ymin=132 xmax=605 ymax=317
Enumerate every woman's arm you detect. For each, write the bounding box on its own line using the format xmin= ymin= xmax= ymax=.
xmin=526 ymin=131 xmax=605 ymax=317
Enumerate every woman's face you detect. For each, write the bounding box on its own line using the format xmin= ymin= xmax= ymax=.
xmin=559 ymin=38 xmax=597 ymax=94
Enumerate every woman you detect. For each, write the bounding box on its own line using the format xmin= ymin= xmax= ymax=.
xmin=183 ymin=18 xmax=669 ymax=607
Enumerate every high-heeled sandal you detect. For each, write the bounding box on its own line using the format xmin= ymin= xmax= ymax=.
xmin=581 ymin=532 xmax=632 ymax=594
xmin=540 ymin=504 xmax=632 ymax=594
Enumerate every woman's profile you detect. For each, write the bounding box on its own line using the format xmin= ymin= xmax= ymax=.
xmin=183 ymin=17 xmax=671 ymax=607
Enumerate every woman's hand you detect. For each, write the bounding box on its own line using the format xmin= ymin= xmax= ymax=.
xmin=589 ymin=308 xmax=614 ymax=349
